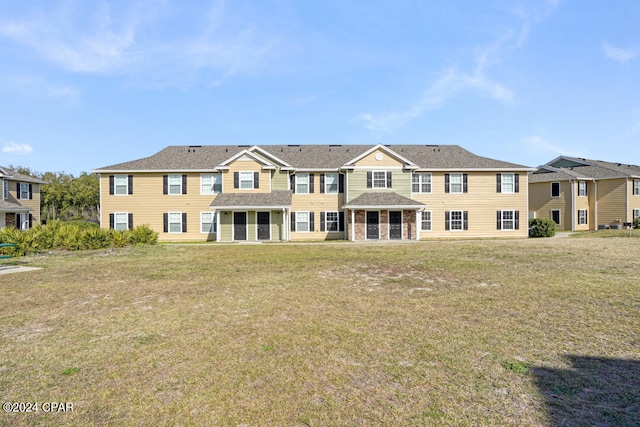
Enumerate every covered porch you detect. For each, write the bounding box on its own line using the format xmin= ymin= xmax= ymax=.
xmin=0 ymin=201 xmax=32 ymax=230
xmin=343 ymin=193 xmax=425 ymax=241
xmin=210 ymin=191 xmax=293 ymax=242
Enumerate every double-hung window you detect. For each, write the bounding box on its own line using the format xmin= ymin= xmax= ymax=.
xmin=2 ymin=180 xmax=7 ymax=200
xmin=412 ymin=173 xmax=432 ymax=193
xmin=201 ymin=212 xmax=217 ymax=233
xmin=168 ymin=174 xmax=182 ymax=195
xmin=239 ymin=172 xmax=254 ymax=189
xmin=497 ymin=210 xmax=520 ymax=230
xmin=114 ymin=212 xmax=129 ymax=231
xmin=325 ymin=211 xmax=339 ymax=232
xmin=578 ymin=209 xmax=587 ymax=225
xmin=201 ymin=174 xmax=222 ymax=195
xmin=168 ymin=212 xmax=183 ymax=233
xmin=373 ymin=171 xmax=387 ymax=188
xmin=19 ymin=183 xmax=30 ymax=199
xmin=114 ymin=175 xmax=128 ymax=195
xmin=578 ymin=181 xmax=587 ymax=197
xmin=634 ymin=180 xmax=640 ymax=196
xmin=551 ymin=182 xmax=560 ymax=198
xmin=421 ymin=211 xmax=432 ymax=231
xmin=634 ymin=209 xmax=640 ymax=221
xmin=296 ymin=174 xmax=309 ymax=194
xmin=501 ymin=174 xmax=514 ymax=193
xmin=296 ymin=211 xmax=309 ymax=232
xmin=449 ymin=210 xmax=463 ymax=230
xmin=325 ymin=173 xmax=338 ymax=193
xmin=450 ymin=174 xmax=463 ymax=193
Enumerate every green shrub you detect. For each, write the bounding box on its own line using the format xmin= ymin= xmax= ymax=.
xmin=127 ymin=225 xmax=158 ymax=246
xmin=635 ymin=216 xmax=640 ymax=229
xmin=528 ymin=218 xmax=556 ymax=238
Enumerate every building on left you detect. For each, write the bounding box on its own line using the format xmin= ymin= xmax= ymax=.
xmin=0 ymin=166 xmax=45 ymax=230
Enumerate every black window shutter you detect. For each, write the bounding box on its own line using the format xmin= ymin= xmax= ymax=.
xmin=16 ymin=184 xmax=20 ymax=200
xmin=254 ymin=172 xmax=259 ymax=189
xmin=339 ymin=212 xmax=345 ymax=231
xmin=128 ymin=213 xmax=134 ymax=230
xmin=182 ymin=213 xmax=187 ymax=233
xmin=291 ymin=211 xmax=296 ymax=231
xmin=463 ymin=211 xmax=469 ymax=230
xmin=309 ymin=174 xmax=314 ymax=193
xmin=163 ymin=213 xmax=168 ymax=232
xmin=128 ymin=175 xmax=134 ymax=195
xmin=496 ymin=211 xmax=502 ymax=230
xmin=445 ymin=211 xmax=450 ymax=230
xmin=339 ymin=174 xmax=344 ymax=193
xmin=182 ymin=175 xmax=187 ymax=194
xmin=163 ymin=175 xmax=168 ymax=194
xmin=386 ymin=172 xmax=392 ymax=188
xmin=367 ymin=171 xmax=372 ymax=188
xmin=515 ymin=174 xmax=520 ymax=193
xmin=463 ymin=174 xmax=468 ymax=193
xmin=28 ymin=214 xmax=33 ymax=228
xmin=585 ymin=210 xmax=588 ymax=224
xmin=320 ymin=212 xmax=326 ymax=231
xmin=109 ymin=175 xmax=115 ymax=195
xmin=515 ymin=211 xmax=520 ymax=230
xmin=290 ymin=175 xmax=295 ymax=193
xmin=234 ymin=172 xmax=239 ymax=189
xmin=110 ymin=213 xmax=115 ymax=229
xmin=496 ymin=174 xmax=502 ymax=193
xmin=445 ymin=174 xmax=450 ymax=193
xmin=309 ymin=212 xmax=315 ymax=231
xmin=29 ymin=184 xmax=33 ymax=199
xmin=320 ymin=174 xmax=325 ymax=194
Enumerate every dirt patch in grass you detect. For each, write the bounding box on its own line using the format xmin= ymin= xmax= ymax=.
xmin=1 ymin=239 xmax=639 ymax=426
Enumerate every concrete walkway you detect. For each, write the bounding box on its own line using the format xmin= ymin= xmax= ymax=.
xmin=0 ymin=265 xmax=42 ymax=275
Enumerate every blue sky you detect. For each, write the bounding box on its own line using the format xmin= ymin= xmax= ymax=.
xmin=1 ymin=0 xmax=639 ymax=175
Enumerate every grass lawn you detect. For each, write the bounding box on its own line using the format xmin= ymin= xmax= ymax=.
xmin=1 ymin=238 xmax=639 ymax=426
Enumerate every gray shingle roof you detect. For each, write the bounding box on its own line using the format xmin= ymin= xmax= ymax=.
xmin=93 ymin=144 xmax=531 ymax=172
xmin=210 ymin=190 xmax=293 ymax=209
xmin=0 ymin=200 xmax=32 ymax=212
xmin=531 ymin=157 xmax=640 ymax=183
xmin=0 ymin=167 xmax=46 ymax=184
xmin=343 ymin=192 xmax=425 ymax=209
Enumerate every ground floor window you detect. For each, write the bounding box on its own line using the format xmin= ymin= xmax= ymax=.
xmin=497 ymin=210 xmax=519 ymax=230
xmin=446 ymin=210 xmax=467 ymax=231
xmin=114 ymin=212 xmax=129 ymax=230
xmin=325 ymin=211 xmax=338 ymax=231
xmin=201 ymin=212 xmax=217 ymax=233
xmin=551 ymin=210 xmax=561 ymax=225
xmin=164 ymin=212 xmax=186 ymax=233
xmin=578 ymin=209 xmax=588 ymax=225
xmin=296 ymin=211 xmax=309 ymax=232
xmin=421 ymin=211 xmax=432 ymax=231
xmin=633 ymin=209 xmax=640 ymax=222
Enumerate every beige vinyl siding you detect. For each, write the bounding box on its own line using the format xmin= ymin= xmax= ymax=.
xmin=413 ymin=171 xmax=528 ymax=238
xmin=6 ymin=180 xmax=41 ymax=225
xmin=346 ymin=169 xmax=411 ymax=201
xmin=100 ymin=172 xmax=217 ymax=242
xmin=627 ymin=179 xmax=640 ymax=224
xmin=354 ymin=149 xmax=404 ymax=167
xmin=223 ymin=159 xmax=271 ymax=194
xmin=529 ymin=180 xmax=572 ymax=230
xmin=597 ymin=179 xmax=627 ymax=225
xmin=575 ymin=181 xmax=591 ymax=231
xmin=291 ymin=191 xmax=344 ymax=241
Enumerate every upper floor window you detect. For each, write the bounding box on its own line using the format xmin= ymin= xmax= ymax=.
xmin=578 ymin=181 xmax=587 ymax=197
xmin=366 ymin=171 xmax=392 ymax=189
xmin=240 ymin=172 xmax=254 ymax=189
xmin=233 ymin=172 xmax=259 ymax=190
xmin=445 ymin=173 xmax=467 ymax=194
xmin=551 ymin=182 xmax=560 ymax=198
xmin=164 ymin=174 xmax=187 ymax=195
xmin=412 ymin=173 xmax=432 ymax=193
xmin=296 ymin=173 xmax=309 ymax=194
xmin=497 ymin=173 xmax=519 ymax=193
xmin=324 ymin=173 xmax=338 ymax=194
xmin=2 ymin=180 xmax=7 ymax=200
xmin=18 ymin=183 xmax=32 ymax=200
xmin=201 ymin=174 xmax=222 ymax=195
xmin=115 ymin=175 xmax=128 ymax=195
xmin=634 ymin=179 xmax=640 ymax=196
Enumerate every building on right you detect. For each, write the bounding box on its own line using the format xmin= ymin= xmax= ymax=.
xmin=529 ymin=157 xmax=640 ymax=231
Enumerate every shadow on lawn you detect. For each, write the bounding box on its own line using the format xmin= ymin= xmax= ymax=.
xmin=533 ymin=355 xmax=640 ymax=426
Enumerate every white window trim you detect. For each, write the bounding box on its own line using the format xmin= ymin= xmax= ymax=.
xmin=578 ymin=209 xmax=587 ymax=225
xmin=325 ymin=211 xmax=339 ymax=232
xmin=168 ymin=212 xmax=183 ymax=233
xmin=19 ymin=182 xmax=30 ymax=199
xmin=633 ymin=209 xmax=640 ymax=221
xmin=296 ymin=173 xmax=310 ymax=194
xmin=325 ymin=173 xmax=339 ymax=194
xmin=634 ymin=180 xmax=640 ymax=196
xmin=578 ymin=181 xmax=587 ymax=197
xmin=551 ymin=182 xmax=560 ymax=198
xmin=168 ymin=174 xmax=182 ymax=195
xmin=372 ymin=171 xmax=388 ymax=189
xmin=296 ymin=211 xmax=310 ymax=232
xmin=449 ymin=210 xmax=464 ymax=231
xmin=420 ymin=210 xmax=432 ymax=231
xmin=2 ymin=180 xmax=7 ymax=200
xmin=201 ymin=212 xmax=216 ymax=234
xmin=412 ymin=173 xmax=432 ymax=194
xmin=114 ymin=212 xmax=129 ymax=231
xmin=201 ymin=174 xmax=222 ymax=195
xmin=238 ymin=171 xmax=255 ymax=190
xmin=501 ymin=173 xmax=515 ymax=194
xmin=450 ymin=173 xmax=463 ymax=194
xmin=114 ymin=175 xmax=128 ymax=196
xmin=501 ymin=210 xmax=515 ymax=231
xmin=551 ymin=209 xmax=561 ymax=225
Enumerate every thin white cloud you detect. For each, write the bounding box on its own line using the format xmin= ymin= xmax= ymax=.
xmin=602 ymin=43 xmax=637 ymax=63
xmin=524 ymin=135 xmax=582 ymax=158
xmin=2 ymin=142 xmax=33 ymax=155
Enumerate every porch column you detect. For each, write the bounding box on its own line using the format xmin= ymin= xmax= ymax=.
xmin=216 ymin=210 xmax=221 ymax=242
xmin=351 ymin=209 xmax=355 ymax=241
xmin=416 ymin=210 xmax=421 ymax=241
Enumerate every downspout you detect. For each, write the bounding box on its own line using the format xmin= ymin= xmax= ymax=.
xmin=97 ymin=174 xmax=103 ymax=228
xmin=570 ymin=180 xmax=575 ymax=231
xmin=626 ymin=178 xmax=630 ymax=223
xmin=594 ymin=181 xmax=598 ymax=229
xmin=351 ymin=209 xmax=355 ymax=242
xmin=216 ymin=210 xmax=221 ymax=242
xmin=416 ymin=209 xmax=421 ymax=241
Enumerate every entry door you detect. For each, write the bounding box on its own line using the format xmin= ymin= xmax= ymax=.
xmin=0 ymin=214 xmax=4 ymax=229
xmin=234 ymin=212 xmax=247 ymax=241
xmin=257 ymin=212 xmax=270 ymax=240
xmin=366 ymin=211 xmax=379 ymax=239
xmin=389 ymin=211 xmax=402 ymax=239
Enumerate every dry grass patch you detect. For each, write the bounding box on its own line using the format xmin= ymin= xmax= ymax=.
xmin=1 ymin=239 xmax=639 ymax=426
